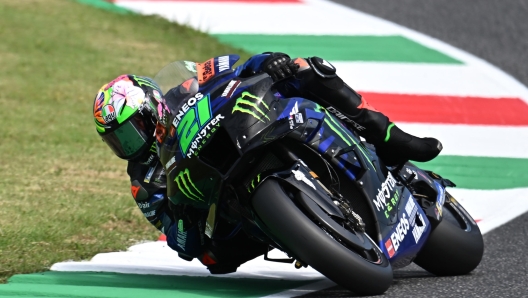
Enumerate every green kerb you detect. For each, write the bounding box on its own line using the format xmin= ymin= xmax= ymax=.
xmin=414 ymin=155 xmax=528 ymax=190
xmin=0 ymin=271 xmax=315 ymax=298
xmin=213 ymin=34 xmax=461 ymax=63
xmin=75 ymin=0 xmax=132 ymax=14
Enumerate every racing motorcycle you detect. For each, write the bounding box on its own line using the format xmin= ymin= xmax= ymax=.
xmin=152 ymin=55 xmax=484 ymax=295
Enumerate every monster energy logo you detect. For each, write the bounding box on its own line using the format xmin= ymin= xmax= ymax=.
xmin=174 ymin=168 xmax=204 ymax=202
xmin=232 ymin=92 xmax=270 ymax=122
xmin=247 ymin=173 xmax=262 ymax=193
xmin=133 ymin=75 xmax=159 ymax=90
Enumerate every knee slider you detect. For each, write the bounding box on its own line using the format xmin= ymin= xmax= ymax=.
xmin=307 ymin=56 xmax=337 ymax=78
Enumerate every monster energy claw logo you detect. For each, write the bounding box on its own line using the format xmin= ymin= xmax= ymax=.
xmin=174 ymin=168 xmax=204 ymax=202
xmin=133 ymin=75 xmax=159 ymax=90
xmin=232 ymin=91 xmax=270 ymax=122
xmin=247 ymin=173 xmax=262 ymax=193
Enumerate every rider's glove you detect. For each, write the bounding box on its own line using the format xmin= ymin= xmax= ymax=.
xmin=261 ymin=52 xmax=300 ymax=82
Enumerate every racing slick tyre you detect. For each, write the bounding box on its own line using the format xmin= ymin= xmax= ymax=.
xmin=251 ymin=179 xmax=393 ymax=295
xmin=414 ymin=192 xmax=484 ymax=276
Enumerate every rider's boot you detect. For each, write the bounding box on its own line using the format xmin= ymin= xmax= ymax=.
xmin=292 ymin=57 xmax=443 ymax=166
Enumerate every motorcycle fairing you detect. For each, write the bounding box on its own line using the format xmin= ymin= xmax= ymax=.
xmin=161 ymin=67 xmax=322 ymax=209
xmin=290 ymin=103 xmax=369 ymax=181
xmin=158 ymin=58 xmax=435 ymax=259
xmin=380 ymin=191 xmax=431 ymax=268
xmin=397 ymin=164 xmax=450 ymax=225
xmin=290 ymin=111 xmax=435 ymax=265
xmin=165 ymin=156 xmax=223 ymax=208
xmin=433 ymin=181 xmax=446 ymax=220
xmin=196 ymin=55 xmax=240 ymax=85
xmin=250 ymin=162 xmax=379 ymax=260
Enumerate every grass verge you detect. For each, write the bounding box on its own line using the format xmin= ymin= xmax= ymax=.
xmin=0 ymin=0 xmax=250 ymax=283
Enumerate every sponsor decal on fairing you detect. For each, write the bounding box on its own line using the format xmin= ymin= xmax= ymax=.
xmin=171 ymin=93 xmax=223 ymax=158
xmin=405 ymin=167 xmax=418 ymax=180
xmin=165 ymin=156 xmax=176 ymax=170
xmin=373 ymin=172 xmax=399 ymax=217
xmin=137 ymin=202 xmax=150 ymax=209
xmin=288 ymin=101 xmax=304 ymax=129
xmin=389 ymin=212 xmax=410 ymax=253
xmin=405 ymin=195 xmax=427 ymax=243
xmin=221 ymin=80 xmax=241 ymax=98
xmin=174 ymin=168 xmax=204 ymax=202
xmin=232 ymin=92 xmax=270 ymax=123
xmin=405 ymin=195 xmax=418 ymax=225
xmin=217 ymin=55 xmax=230 ymax=72
xmin=292 ymin=169 xmax=316 ymax=190
xmin=385 ymin=238 xmax=395 ymax=258
xmin=412 ymin=213 xmax=427 ymax=243
xmin=186 ymin=114 xmax=224 ymax=158
xmin=143 ymin=210 xmax=156 ymax=217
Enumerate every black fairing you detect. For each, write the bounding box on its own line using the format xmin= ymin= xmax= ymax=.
xmin=155 ymin=58 xmax=450 ymax=269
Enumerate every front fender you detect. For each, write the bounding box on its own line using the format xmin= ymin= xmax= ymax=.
xmin=260 ymin=161 xmax=345 ymax=220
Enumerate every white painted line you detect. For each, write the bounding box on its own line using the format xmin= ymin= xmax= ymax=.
xmin=397 ymin=123 xmax=528 ymax=159
xmin=449 ymin=187 xmax=528 ymax=234
xmin=52 ymin=242 xmax=325 ymax=280
xmin=52 ymin=187 xmax=528 ymax=276
xmin=335 ymin=62 xmax=522 ymax=98
xmin=114 ymin=1 xmax=403 ymax=35
xmin=310 ymin=0 xmax=528 ymax=104
xmin=50 ymin=187 xmax=528 ymax=296
xmin=262 ymin=279 xmax=337 ymax=298
xmin=115 ymin=0 xmax=528 ymax=104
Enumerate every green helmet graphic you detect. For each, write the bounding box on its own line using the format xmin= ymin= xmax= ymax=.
xmin=93 ymin=75 xmax=162 ymax=162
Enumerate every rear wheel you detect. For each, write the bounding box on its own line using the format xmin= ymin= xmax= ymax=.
xmin=251 ymin=179 xmax=393 ymax=295
xmin=414 ymin=193 xmax=484 ymax=276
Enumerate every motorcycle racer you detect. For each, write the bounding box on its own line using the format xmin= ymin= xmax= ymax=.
xmin=92 ymin=53 xmax=442 ymax=274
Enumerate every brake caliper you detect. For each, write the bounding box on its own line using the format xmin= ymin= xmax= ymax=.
xmin=335 ymin=199 xmax=366 ymax=233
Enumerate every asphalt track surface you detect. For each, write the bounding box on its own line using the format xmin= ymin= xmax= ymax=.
xmin=302 ymin=1 xmax=528 ymax=297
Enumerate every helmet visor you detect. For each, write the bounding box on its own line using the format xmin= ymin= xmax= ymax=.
xmin=101 ymin=114 xmax=153 ymax=160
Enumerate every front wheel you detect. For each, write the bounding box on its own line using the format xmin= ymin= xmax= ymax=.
xmin=251 ymin=179 xmax=393 ymax=295
xmin=414 ymin=192 xmax=484 ymax=276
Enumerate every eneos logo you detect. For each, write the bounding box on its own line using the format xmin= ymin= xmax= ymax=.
xmin=389 ymin=213 xmax=410 ymax=253
xmin=172 ymin=93 xmax=223 ymax=157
